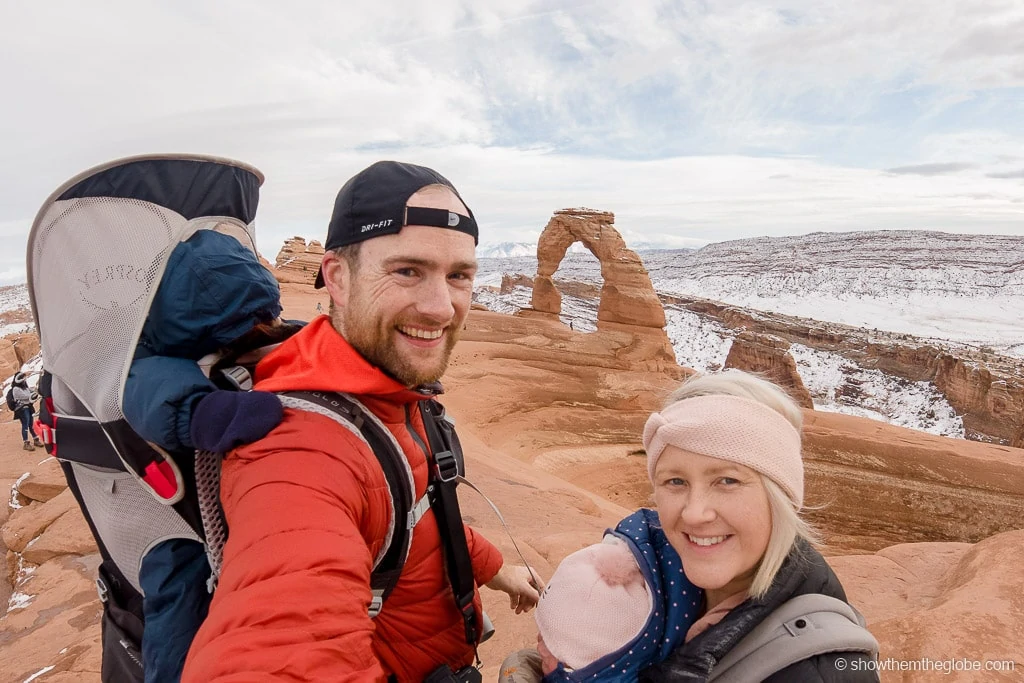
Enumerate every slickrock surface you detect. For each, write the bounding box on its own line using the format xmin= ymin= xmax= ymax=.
xmin=2 ymin=281 xmax=1021 ymax=682
xmin=831 ymin=531 xmax=1024 ymax=682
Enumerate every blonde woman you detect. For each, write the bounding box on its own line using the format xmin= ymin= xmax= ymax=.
xmin=639 ymin=370 xmax=878 ymax=682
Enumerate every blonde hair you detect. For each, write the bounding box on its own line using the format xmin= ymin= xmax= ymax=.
xmin=750 ymin=477 xmax=821 ymax=599
xmin=663 ymin=370 xmax=818 ymax=600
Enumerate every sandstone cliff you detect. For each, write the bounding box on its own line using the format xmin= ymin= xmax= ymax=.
xmin=663 ymin=293 xmax=1024 ymax=447
xmin=723 ymin=331 xmax=813 ymax=408
xmin=273 ymin=236 xmax=324 ymax=285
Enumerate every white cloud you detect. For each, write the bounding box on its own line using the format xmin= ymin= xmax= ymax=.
xmin=2 ymin=0 xmax=1023 ymax=285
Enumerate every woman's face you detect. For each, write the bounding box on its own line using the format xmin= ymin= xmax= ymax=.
xmin=653 ymin=446 xmax=772 ymax=605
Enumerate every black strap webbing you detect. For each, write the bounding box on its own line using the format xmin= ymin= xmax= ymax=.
xmin=419 ymin=400 xmax=479 ymax=648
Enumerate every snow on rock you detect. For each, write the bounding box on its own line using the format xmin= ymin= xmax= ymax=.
xmin=790 ymin=343 xmax=964 ymax=438
xmin=22 ymin=666 xmax=56 ymax=683
xmin=664 ymin=305 xmax=733 ymax=372
xmin=644 ymin=231 xmax=1024 ymax=357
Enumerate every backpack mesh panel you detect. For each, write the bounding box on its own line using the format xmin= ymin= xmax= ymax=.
xmin=30 ymin=197 xmax=185 ymax=422
xmin=50 ymin=375 xmax=200 ymax=596
xmin=70 ymin=460 xmax=199 ymax=594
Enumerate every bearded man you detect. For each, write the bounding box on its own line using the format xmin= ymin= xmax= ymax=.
xmin=183 ymin=161 xmax=538 ymax=682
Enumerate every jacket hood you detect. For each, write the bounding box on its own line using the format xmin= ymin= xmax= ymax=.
xmin=139 ymin=230 xmax=281 ymax=358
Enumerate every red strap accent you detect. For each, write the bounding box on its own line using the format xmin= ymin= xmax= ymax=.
xmin=35 ymin=420 xmax=56 ymax=456
xmin=142 ymin=460 xmax=179 ymax=500
xmin=39 ymin=399 xmax=57 ymax=456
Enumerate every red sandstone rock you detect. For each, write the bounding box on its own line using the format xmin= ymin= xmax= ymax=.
xmin=273 ymin=236 xmax=325 ymax=285
xmin=532 ymin=209 xmax=667 ymax=330
xmin=831 ymin=532 xmax=1024 ymax=682
xmin=22 ymin=510 xmax=97 ymax=565
xmin=9 ymin=332 xmax=40 ymax=365
xmin=18 ymin=458 xmax=67 ymax=503
xmin=724 ymin=331 xmax=814 ymax=408
xmin=0 ymin=338 xmax=19 ymax=382
xmin=3 ymin=488 xmax=77 ymax=554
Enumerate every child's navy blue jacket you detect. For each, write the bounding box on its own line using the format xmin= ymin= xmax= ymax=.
xmin=121 ymin=228 xmax=281 ymax=683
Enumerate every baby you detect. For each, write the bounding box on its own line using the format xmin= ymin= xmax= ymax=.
xmin=501 ymin=509 xmax=700 ymax=683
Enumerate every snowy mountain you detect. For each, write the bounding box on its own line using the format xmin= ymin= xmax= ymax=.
xmin=645 ymin=231 xmax=1024 ymax=356
xmin=477 ymin=241 xmax=603 ymax=259
xmin=477 ymin=242 xmax=537 ymax=258
xmin=0 ymin=284 xmax=32 ymax=337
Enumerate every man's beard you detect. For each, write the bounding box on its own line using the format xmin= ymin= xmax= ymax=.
xmin=335 ymin=307 xmax=460 ymax=387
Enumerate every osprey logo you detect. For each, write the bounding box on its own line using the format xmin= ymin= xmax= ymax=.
xmin=76 ymin=263 xmax=151 ymax=310
xmin=361 ymin=219 xmax=393 ymax=233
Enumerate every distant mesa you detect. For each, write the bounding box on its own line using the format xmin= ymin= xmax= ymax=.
xmin=272 ymin=236 xmax=324 ymax=285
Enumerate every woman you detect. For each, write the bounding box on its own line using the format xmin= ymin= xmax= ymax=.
xmin=9 ymin=372 xmax=42 ymax=451
xmin=638 ymin=370 xmax=877 ymax=682
xmin=501 ymin=370 xmax=877 ymax=682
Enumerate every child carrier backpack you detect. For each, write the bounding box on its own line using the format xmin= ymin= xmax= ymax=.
xmin=26 ymin=154 xmax=483 ymax=683
xmin=707 ymin=593 xmax=879 ymax=682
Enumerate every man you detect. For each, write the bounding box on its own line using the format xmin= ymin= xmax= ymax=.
xmin=183 ymin=161 xmax=539 ymax=682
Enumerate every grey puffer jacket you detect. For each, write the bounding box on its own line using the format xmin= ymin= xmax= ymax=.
xmin=639 ymin=540 xmax=879 ymax=683
xmin=11 ymin=385 xmax=36 ymax=414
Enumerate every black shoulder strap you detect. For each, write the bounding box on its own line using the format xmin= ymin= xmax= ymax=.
xmin=419 ymin=399 xmax=479 ymax=648
xmin=278 ymin=391 xmax=415 ymax=612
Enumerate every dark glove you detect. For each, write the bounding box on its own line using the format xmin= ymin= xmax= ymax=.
xmin=189 ymin=390 xmax=283 ymax=453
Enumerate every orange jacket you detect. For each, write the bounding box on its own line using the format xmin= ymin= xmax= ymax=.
xmin=183 ymin=317 xmax=503 ymax=682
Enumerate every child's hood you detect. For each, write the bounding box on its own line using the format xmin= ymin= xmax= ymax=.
xmin=139 ymin=229 xmax=282 ymax=358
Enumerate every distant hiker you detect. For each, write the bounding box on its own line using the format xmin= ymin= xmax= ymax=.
xmin=502 ymin=371 xmax=878 ymax=683
xmin=7 ymin=372 xmax=42 ymax=450
xmin=569 ymin=320 xmax=573 ymax=331
xmin=316 ymin=301 xmax=323 ymax=314
xmin=183 ymin=161 xmax=540 ymax=682
xmin=121 ymin=224 xmax=284 ymax=683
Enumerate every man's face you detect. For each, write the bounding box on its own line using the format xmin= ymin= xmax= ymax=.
xmin=324 ymin=192 xmax=477 ymax=386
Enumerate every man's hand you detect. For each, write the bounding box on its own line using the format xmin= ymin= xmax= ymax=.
xmin=486 ymin=565 xmax=544 ymax=614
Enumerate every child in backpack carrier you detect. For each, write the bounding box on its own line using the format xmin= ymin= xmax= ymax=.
xmin=121 ymin=225 xmax=287 ymax=683
xmin=500 ymin=510 xmax=702 ymax=683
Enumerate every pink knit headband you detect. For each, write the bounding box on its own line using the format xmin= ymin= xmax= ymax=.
xmin=642 ymin=394 xmax=804 ymax=508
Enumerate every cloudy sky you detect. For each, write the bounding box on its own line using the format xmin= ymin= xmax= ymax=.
xmin=3 ymin=0 xmax=1023 ymax=283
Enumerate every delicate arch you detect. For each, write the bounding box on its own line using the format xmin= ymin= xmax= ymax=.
xmin=531 ymin=208 xmax=666 ymax=330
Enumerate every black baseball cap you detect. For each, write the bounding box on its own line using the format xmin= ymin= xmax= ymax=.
xmin=314 ymin=160 xmax=478 ymax=288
